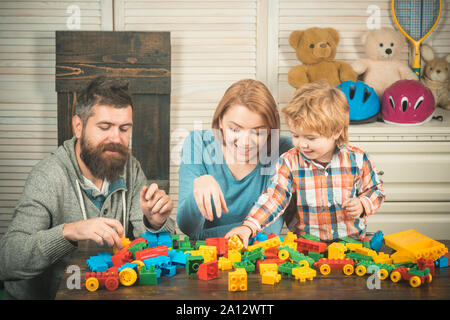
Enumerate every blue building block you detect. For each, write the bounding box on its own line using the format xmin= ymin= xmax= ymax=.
xmin=157 ymin=232 xmax=173 ymax=248
xmin=169 ymin=249 xmax=189 ymax=267
xmin=143 ymin=255 xmax=171 ymax=269
xmin=162 ymin=265 xmax=177 ymax=277
xmin=118 ymin=262 xmax=138 ymax=273
xmin=141 ymin=231 xmax=158 ymax=247
xmin=435 ymin=256 xmax=448 ymax=268
xmin=86 ymin=252 xmax=113 ymax=272
xmin=255 ymin=233 xmax=268 ymax=242
xmin=370 ymin=231 xmax=384 ymax=252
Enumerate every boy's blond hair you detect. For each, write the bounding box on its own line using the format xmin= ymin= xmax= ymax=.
xmin=282 ymin=81 xmax=349 ymax=147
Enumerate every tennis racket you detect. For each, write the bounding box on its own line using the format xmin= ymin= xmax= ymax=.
xmin=391 ymin=0 xmax=442 ymax=79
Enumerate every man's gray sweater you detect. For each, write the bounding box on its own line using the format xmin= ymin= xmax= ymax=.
xmin=0 ymin=137 xmax=176 ymax=299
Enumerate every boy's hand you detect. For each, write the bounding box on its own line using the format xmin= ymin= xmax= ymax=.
xmin=224 ymin=225 xmax=253 ymax=248
xmin=342 ymin=198 xmax=364 ymax=219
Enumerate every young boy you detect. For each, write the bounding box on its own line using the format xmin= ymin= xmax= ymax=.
xmin=225 ymin=81 xmax=385 ymax=246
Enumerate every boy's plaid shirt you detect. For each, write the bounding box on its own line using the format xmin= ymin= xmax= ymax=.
xmin=245 ymin=145 xmax=385 ymax=241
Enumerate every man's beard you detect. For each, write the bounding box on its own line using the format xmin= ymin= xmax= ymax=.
xmin=79 ymin=133 xmax=130 ymax=182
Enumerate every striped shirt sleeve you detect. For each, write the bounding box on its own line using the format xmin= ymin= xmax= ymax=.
xmin=245 ymin=152 xmax=295 ymax=234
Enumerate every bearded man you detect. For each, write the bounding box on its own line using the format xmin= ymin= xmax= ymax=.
xmin=0 ymin=77 xmax=176 ymax=299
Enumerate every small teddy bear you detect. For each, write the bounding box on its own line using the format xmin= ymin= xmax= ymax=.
xmin=420 ymin=44 xmax=450 ymax=110
xmin=288 ymin=27 xmax=357 ymax=89
xmin=351 ymin=27 xmax=417 ymax=97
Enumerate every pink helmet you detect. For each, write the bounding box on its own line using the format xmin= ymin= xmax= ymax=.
xmin=381 ymin=80 xmax=435 ymax=125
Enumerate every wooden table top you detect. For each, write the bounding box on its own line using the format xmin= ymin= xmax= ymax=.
xmin=55 ymin=240 xmax=450 ymax=300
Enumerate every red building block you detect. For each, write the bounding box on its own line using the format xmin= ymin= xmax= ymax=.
xmin=111 ymin=247 xmax=132 ymax=267
xmin=197 ymin=260 xmax=219 ymax=281
xmin=134 ymin=245 xmax=168 ymax=261
xmin=417 ymin=258 xmax=435 ymax=276
xmin=264 ymin=247 xmax=280 ymax=259
xmin=205 ymin=237 xmax=227 ymax=255
xmin=295 ymin=238 xmax=327 ymax=253
xmin=85 ymin=271 xmax=120 ymax=291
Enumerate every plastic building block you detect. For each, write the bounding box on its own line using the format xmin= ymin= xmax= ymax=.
xmin=227 ymin=250 xmax=242 ymax=263
xmin=178 ymin=236 xmax=194 ymax=252
xmin=198 ymin=245 xmax=217 ymax=262
xmin=346 ymin=252 xmax=373 ymax=262
xmin=233 ymin=261 xmax=255 ymax=273
xmin=259 ymin=263 xmax=278 ymax=275
xmin=390 ymin=250 xmax=414 ymax=264
xmin=256 ymin=259 xmax=285 ymax=272
xmin=313 ymin=258 xmax=355 ymax=276
xmin=255 ymin=232 xmax=268 ymax=242
xmin=345 ymin=242 xmax=363 ymax=252
xmin=113 ymin=237 xmax=131 ymax=254
xmin=261 ymin=271 xmax=281 ymax=285
xmin=327 ymin=242 xmax=347 ymax=260
xmin=300 ymin=233 xmax=321 ymax=242
xmin=228 ymin=268 xmax=247 ymax=292
xmin=363 ymin=237 xmax=371 ymax=249
xmin=372 ymin=252 xmax=392 ymax=265
xmin=135 ymin=245 xmax=168 ymax=261
xmin=264 ymin=247 xmax=279 ymax=259
xmin=292 ymin=266 xmax=317 ymax=282
xmin=354 ymin=260 xmax=395 ymax=280
xmin=157 ymin=232 xmax=173 ymax=248
xmin=417 ymin=258 xmax=435 ymax=276
xmin=295 ymin=238 xmax=327 ymax=253
xmin=307 ymin=251 xmax=324 ymax=262
xmin=162 ymin=264 xmax=177 ymax=277
xmin=278 ymin=246 xmax=314 ymax=266
xmin=111 ymin=247 xmax=133 ymax=267
xmin=370 ymin=231 xmax=384 ymax=251
xmin=384 ymin=229 xmax=448 ymax=262
xmin=205 ymin=237 xmax=227 ymax=255
xmin=128 ymin=242 xmax=148 ymax=259
xmin=247 ymin=236 xmax=282 ymax=251
xmin=243 ymin=246 xmax=265 ymax=262
xmin=195 ymin=240 xmax=206 ymax=250
xmin=84 ymin=271 xmax=119 ymax=292
xmin=390 ymin=266 xmax=432 ymax=288
xmin=278 ymin=262 xmax=299 ymax=277
xmin=139 ymin=265 xmax=157 ymax=285
xmin=228 ymin=234 xmax=244 ymax=251
xmin=143 ymin=255 xmax=171 ymax=269
xmin=119 ymin=267 xmax=138 ymax=286
xmin=186 ymin=256 xmax=204 ymax=276
xmin=218 ymin=257 xmax=233 ymax=271
xmin=339 ymin=236 xmax=361 ymax=244
xmin=354 ymin=246 xmax=377 ymax=258
xmin=435 ymin=255 xmax=449 ymax=268
xmin=169 ymin=249 xmax=189 ymax=267
xmin=86 ymin=253 xmax=113 ymax=272
xmin=198 ymin=261 xmax=219 ymax=281
xmin=141 ymin=231 xmax=158 ymax=248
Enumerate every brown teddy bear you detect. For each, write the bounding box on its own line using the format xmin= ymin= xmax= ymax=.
xmin=420 ymin=44 xmax=450 ymax=110
xmin=288 ymin=27 xmax=357 ymax=89
xmin=351 ymin=28 xmax=417 ymax=97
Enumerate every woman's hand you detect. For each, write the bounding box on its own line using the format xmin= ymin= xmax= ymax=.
xmin=193 ymin=175 xmax=228 ymax=221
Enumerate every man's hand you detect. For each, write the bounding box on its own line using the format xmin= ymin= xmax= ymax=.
xmin=62 ymin=217 xmax=124 ymax=248
xmin=140 ymin=183 xmax=173 ymax=228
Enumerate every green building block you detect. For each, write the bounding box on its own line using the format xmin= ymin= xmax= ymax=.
xmin=278 ymin=262 xmax=299 ymax=277
xmin=346 ymin=252 xmax=373 ymax=262
xmin=186 ymin=256 xmax=204 ymax=276
xmin=300 ymin=234 xmax=321 ymax=242
xmin=179 ymin=236 xmax=194 ymax=252
xmin=129 ymin=242 xmax=148 ymax=259
xmin=408 ymin=266 xmax=430 ymax=277
xmin=339 ymin=236 xmax=361 ymax=244
xmin=243 ymin=247 xmax=265 ymax=262
xmin=139 ymin=265 xmax=157 ymax=285
xmin=307 ymin=251 xmax=324 ymax=262
xmin=195 ymin=240 xmax=206 ymax=250
xmin=233 ymin=261 xmax=255 ymax=273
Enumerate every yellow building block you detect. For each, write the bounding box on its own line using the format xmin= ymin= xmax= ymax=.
xmin=113 ymin=237 xmax=131 ymax=254
xmin=391 ymin=250 xmax=415 ymax=264
xmin=218 ymin=257 xmax=233 ymax=271
xmin=261 ymin=271 xmax=281 ymax=285
xmin=355 ymin=247 xmax=377 ymax=258
xmin=199 ymin=245 xmax=217 ymax=262
xmin=228 ymin=250 xmax=242 ymax=263
xmin=345 ymin=243 xmax=363 ymax=252
xmin=372 ymin=252 xmax=393 ymax=265
xmin=292 ymin=266 xmax=317 ymax=282
xmin=228 ymin=235 xmax=244 ymax=251
xmin=259 ymin=263 xmax=278 ymax=275
xmin=328 ymin=242 xmax=347 ymax=259
xmin=384 ymin=229 xmax=448 ymax=261
xmin=228 ymin=268 xmax=247 ymax=292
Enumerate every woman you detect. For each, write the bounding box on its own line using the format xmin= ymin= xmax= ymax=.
xmin=177 ymin=79 xmax=293 ymax=239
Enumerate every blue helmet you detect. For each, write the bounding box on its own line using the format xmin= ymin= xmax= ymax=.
xmin=337 ymin=81 xmax=380 ymax=124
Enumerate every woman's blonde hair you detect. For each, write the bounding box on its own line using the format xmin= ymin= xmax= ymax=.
xmin=282 ymin=81 xmax=349 ymax=147
xmin=212 ymin=79 xmax=280 ymax=133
